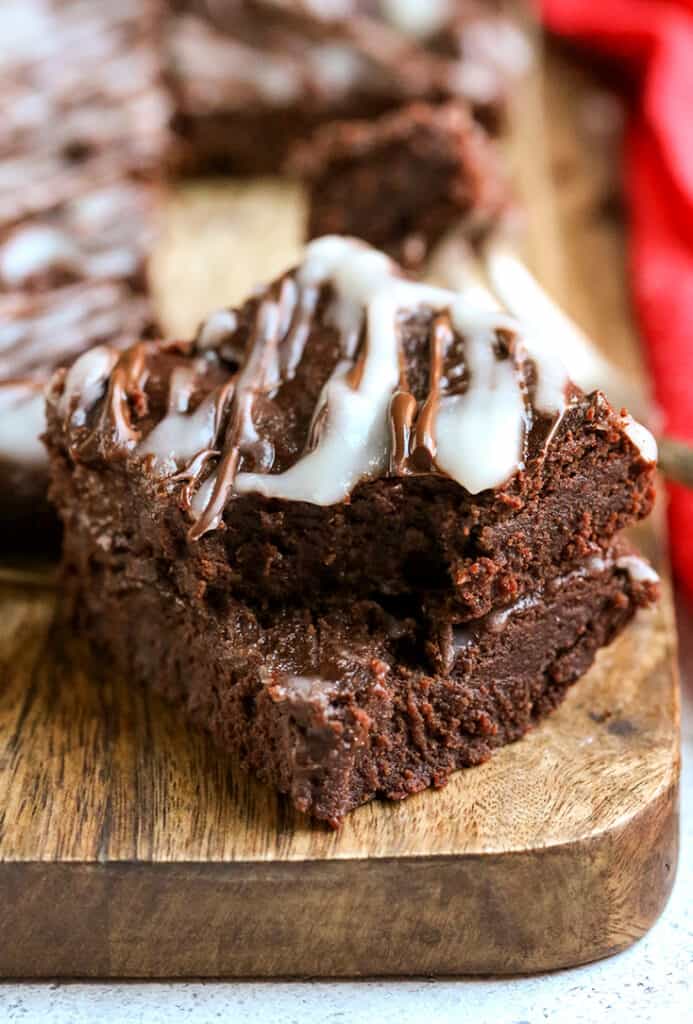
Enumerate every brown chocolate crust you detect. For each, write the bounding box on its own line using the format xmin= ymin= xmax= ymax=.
xmin=296 ymin=101 xmax=510 ymax=268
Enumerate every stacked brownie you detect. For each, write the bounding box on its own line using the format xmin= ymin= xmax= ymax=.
xmin=0 ymin=0 xmax=171 ymax=539
xmin=46 ymin=237 xmax=659 ymax=824
xmin=166 ymin=0 xmax=532 ymax=173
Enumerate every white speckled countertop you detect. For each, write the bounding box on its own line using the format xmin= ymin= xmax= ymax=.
xmin=2 ymin=602 xmax=690 ymax=1024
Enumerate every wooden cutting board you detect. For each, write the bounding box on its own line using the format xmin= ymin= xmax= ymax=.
xmin=0 ymin=50 xmax=680 ymax=977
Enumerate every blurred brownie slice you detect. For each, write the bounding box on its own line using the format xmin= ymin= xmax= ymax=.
xmin=0 ymin=180 xmax=159 ymax=541
xmin=296 ymin=101 xmax=510 ymax=269
xmin=166 ymin=0 xmax=531 ymax=173
xmin=0 ymin=1 xmax=169 ymax=538
xmin=0 ymin=0 xmax=170 ymax=192
xmin=0 ymin=281 xmax=156 ymax=544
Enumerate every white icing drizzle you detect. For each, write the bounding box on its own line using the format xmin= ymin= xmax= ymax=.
xmin=486 ymin=592 xmax=542 ymax=633
xmin=70 ymin=184 xmax=138 ymax=232
xmin=309 ymin=44 xmax=367 ymax=97
xmin=234 ymin=239 xmax=422 ymax=504
xmin=191 ymin=472 xmax=216 ymax=518
xmin=297 ymin=0 xmax=354 ymax=20
xmin=615 ymin=555 xmax=660 ymax=584
xmin=584 ymin=551 xmax=659 ymax=585
xmin=196 ymin=308 xmax=238 ymax=351
xmin=620 ymin=413 xmax=658 ymax=464
xmin=483 ymin=245 xmax=574 ymax=416
xmin=137 ymin=236 xmax=656 ymax=522
xmin=139 ymin=394 xmax=220 ymax=476
xmin=138 ymin=359 xmax=223 ymax=476
xmin=379 ymin=0 xmax=452 ymax=39
xmin=0 ymin=225 xmax=81 ymax=287
xmin=167 ymin=366 xmax=197 ymax=414
xmin=86 ymin=247 xmax=139 ymax=280
xmin=434 ymin=309 xmax=528 ymax=494
xmin=59 ymin=345 xmax=119 ymax=426
xmin=483 ymin=245 xmax=660 ymax=462
xmin=234 ymin=236 xmax=530 ymax=504
xmin=234 ymin=240 xmax=409 ymax=503
xmin=236 ymin=343 xmax=396 ymax=504
xmin=484 ymin=244 xmax=619 ymax=415
xmin=0 ymin=384 xmax=47 ymax=466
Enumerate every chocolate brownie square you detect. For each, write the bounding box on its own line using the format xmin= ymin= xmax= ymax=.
xmin=45 ymin=238 xmax=659 ymax=822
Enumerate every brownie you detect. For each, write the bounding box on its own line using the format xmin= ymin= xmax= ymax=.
xmin=0 ymin=283 xmax=156 ymax=544
xmin=46 ymin=238 xmax=655 ymax=616
xmin=0 ymin=380 xmax=59 ymax=545
xmin=166 ymin=0 xmax=532 ymax=173
xmin=0 ymin=1 xmax=169 ymax=538
xmin=45 ymin=238 xmax=659 ymax=823
xmin=0 ymin=181 xmax=157 ymax=294
xmin=0 ymin=182 xmax=159 ymax=540
xmin=296 ymin=101 xmax=510 ymax=269
xmin=55 ymin=522 xmax=657 ymax=825
xmin=0 ymin=1 xmax=170 ymax=204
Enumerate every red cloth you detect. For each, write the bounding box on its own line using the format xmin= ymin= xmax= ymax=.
xmin=541 ymin=0 xmax=693 ymax=597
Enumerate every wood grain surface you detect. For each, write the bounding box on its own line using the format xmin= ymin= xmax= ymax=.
xmin=0 ymin=50 xmax=680 ymax=977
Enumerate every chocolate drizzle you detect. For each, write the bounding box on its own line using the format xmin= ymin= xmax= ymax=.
xmin=388 ymin=311 xmax=454 ymax=473
xmin=413 ymin=311 xmax=452 ymax=467
xmin=389 ymin=390 xmax=417 ymax=473
xmin=100 ymin=342 xmax=149 ymax=448
xmin=53 ymin=238 xmax=657 ymax=542
xmin=188 ymin=276 xmax=303 ymax=539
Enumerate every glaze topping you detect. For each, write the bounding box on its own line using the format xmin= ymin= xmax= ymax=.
xmin=55 ymin=237 xmax=657 ymax=538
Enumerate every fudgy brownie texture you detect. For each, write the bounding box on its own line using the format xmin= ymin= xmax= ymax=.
xmin=54 ymin=513 xmax=656 ymax=825
xmin=46 ymin=239 xmax=656 ymax=617
xmin=46 ymin=239 xmax=659 ymax=822
xmin=296 ymin=101 xmax=510 ymax=269
xmin=166 ymin=0 xmax=532 ymax=174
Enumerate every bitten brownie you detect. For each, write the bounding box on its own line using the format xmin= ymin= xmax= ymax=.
xmin=166 ymin=0 xmax=532 ymax=174
xmin=296 ymin=101 xmax=510 ymax=269
xmin=46 ymin=238 xmax=659 ymax=824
